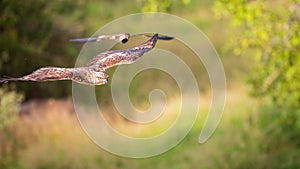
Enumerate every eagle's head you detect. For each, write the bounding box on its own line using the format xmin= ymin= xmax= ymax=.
xmin=92 ymin=71 xmax=109 ymax=85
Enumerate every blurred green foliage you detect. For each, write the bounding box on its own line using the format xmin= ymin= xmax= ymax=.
xmin=0 ymin=87 xmax=23 ymax=168
xmin=3 ymin=0 xmax=300 ymax=168
xmin=0 ymin=87 xmax=23 ymax=129
xmin=215 ymin=0 xmax=300 ymax=167
xmin=214 ymin=0 xmax=300 ymax=108
xmin=140 ymin=0 xmax=190 ymax=12
xmin=0 ymin=0 xmax=87 ymax=99
xmin=0 ymin=0 xmax=193 ymax=100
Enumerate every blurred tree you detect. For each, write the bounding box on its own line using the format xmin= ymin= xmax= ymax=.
xmin=140 ymin=0 xmax=190 ymax=12
xmin=0 ymin=87 xmax=23 ymax=168
xmin=214 ymin=0 xmax=300 ymax=114
xmin=0 ymin=87 xmax=23 ymax=129
xmin=0 ymin=0 xmax=195 ymax=100
xmin=0 ymin=0 xmax=86 ymax=99
xmin=214 ymin=0 xmax=300 ymax=167
xmin=215 ymin=0 xmax=300 ymax=106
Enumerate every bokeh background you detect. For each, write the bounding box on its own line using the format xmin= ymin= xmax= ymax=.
xmin=1 ymin=0 xmax=300 ymax=168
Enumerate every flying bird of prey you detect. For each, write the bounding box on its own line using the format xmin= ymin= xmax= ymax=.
xmin=0 ymin=33 xmax=161 ymax=85
xmin=70 ymin=33 xmax=173 ymax=44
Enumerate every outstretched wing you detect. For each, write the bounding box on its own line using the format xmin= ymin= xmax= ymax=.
xmin=70 ymin=33 xmax=173 ymax=44
xmin=0 ymin=67 xmax=73 ymax=83
xmin=131 ymin=33 xmax=174 ymax=40
xmin=70 ymin=33 xmax=130 ymax=44
xmin=87 ymin=34 xmax=158 ymax=70
xmin=0 ymin=66 xmax=109 ymax=86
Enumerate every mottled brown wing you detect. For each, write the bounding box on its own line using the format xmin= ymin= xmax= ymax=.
xmin=87 ymin=34 xmax=158 ymax=70
xmin=0 ymin=67 xmax=73 ymax=83
xmin=87 ymin=50 xmax=130 ymax=70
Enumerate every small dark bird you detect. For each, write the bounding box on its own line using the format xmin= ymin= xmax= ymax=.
xmin=69 ymin=33 xmax=173 ymax=44
xmin=0 ymin=34 xmax=160 ymax=85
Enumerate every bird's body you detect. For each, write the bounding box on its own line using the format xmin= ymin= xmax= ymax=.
xmin=0 ymin=33 xmax=159 ymax=86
